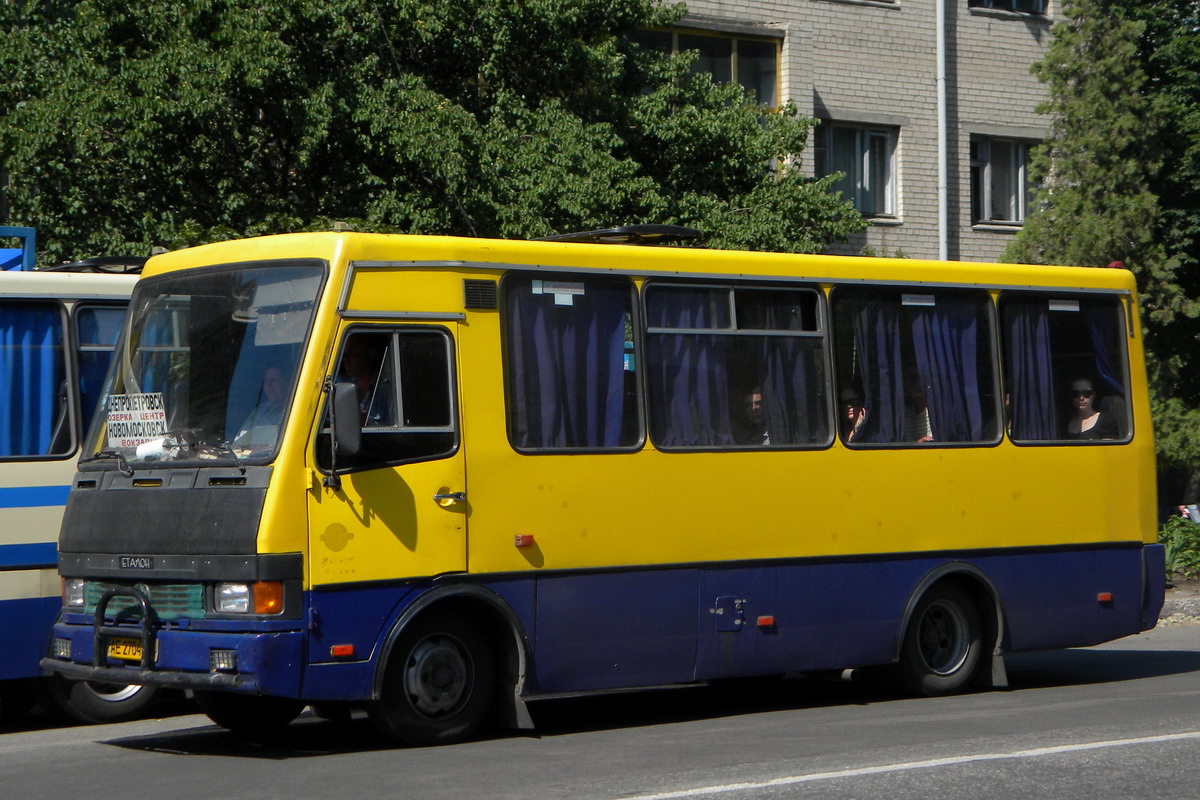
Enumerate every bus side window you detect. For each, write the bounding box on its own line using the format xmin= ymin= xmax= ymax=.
xmin=503 ymin=274 xmax=641 ymax=451
xmin=831 ymin=287 xmax=999 ymax=446
xmin=318 ymin=328 xmax=457 ymax=472
xmin=643 ymin=283 xmax=829 ymax=449
xmin=0 ymin=301 xmax=69 ymax=458
xmin=999 ymin=294 xmax=1130 ymax=443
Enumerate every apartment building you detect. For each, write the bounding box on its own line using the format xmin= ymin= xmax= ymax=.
xmin=662 ymin=0 xmax=1054 ymax=261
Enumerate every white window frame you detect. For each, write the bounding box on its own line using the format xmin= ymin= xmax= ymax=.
xmin=971 ymin=137 xmax=1033 ymax=225
xmin=816 ymin=123 xmax=898 ymax=218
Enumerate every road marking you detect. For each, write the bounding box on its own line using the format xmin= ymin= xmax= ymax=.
xmin=624 ymin=731 xmax=1200 ymax=799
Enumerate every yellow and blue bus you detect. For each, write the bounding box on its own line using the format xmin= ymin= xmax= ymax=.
xmin=42 ymin=228 xmax=1162 ymax=744
xmin=1 ymin=229 xmax=156 ymax=724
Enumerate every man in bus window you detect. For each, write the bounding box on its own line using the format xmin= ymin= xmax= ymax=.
xmin=233 ymin=365 xmax=288 ymax=451
xmin=734 ymin=388 xmax=769 ymax=445
xmin=339 ymin=334 xmax=393 ymax=426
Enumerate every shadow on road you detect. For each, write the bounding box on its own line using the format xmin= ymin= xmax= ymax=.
xmin=1004 ymin=647 xmax=1200 ymax=689
xmin=99 ymin=644 xmax=1200 ymax=758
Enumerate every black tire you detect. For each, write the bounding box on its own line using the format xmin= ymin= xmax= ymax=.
xmin=43 ymin=675 xmax=160 ymax=724
xmin=0 ymin=679 xmax=39 ymax=725
xmin=368 ymin=613 xmax=495 ymax=746
xmin=894 ymin=583 xmax=982 ymax=697
xmin=194 ymin=691 xmax=304 ymax=737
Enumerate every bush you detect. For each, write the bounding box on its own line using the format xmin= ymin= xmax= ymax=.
xmin=1160 ymin=515 xmax=1200 ymax=581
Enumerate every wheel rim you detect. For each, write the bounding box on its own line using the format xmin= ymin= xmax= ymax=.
xmin=402 ymin=633 xmax=473 ymax=720
xmin=916 ymin=599 xmax=970 ymax=675
xmin=84 ymin=682 xmax=143 ymax=703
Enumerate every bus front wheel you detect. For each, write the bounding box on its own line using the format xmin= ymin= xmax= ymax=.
xmin=43 ymin=675 xmax=159 ymax=724
xmin=895 ymin=583 xmax=982 ymax=696
xmin=194 ymin=690 xmax=304 ymax=737
xmin=368 ymin=613 xmax=495 ymax=746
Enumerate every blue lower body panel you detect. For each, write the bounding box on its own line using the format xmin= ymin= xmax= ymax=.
xmin=45 ymin=543 xmax=1160 ymax=702
xmin=0 ymin=594 xmax=59 ymax=682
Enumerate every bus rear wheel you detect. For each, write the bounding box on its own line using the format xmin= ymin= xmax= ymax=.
xmin=368 ymin=613 xmax=494 ymax=746
xmin=43 ymin=675 xmax=159 ymax=724
xmin=194 ymin=691 xmax=304 ymax=737
xmin=895 ymin=583 xmax=982 ymax=696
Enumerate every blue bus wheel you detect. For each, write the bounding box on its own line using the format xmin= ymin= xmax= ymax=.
xmin=895 ymin=583 xmax=982 ymax=696
xmin=368 ymin=613 xmax=495 ymax=747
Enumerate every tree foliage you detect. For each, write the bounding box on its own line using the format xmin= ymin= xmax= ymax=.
xmin=0 ymin=0 xmax=865 ymax=262
xmin=1005 ymin=0 xmax=1200 ymax=476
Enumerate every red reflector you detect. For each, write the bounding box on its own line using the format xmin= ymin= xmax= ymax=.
xmin=757 ymin=615 xmax=776 ymax=628
xmin=330 ymin=644 xmax=355 ymax=658
xmin=514 ymin=534 xmax=535 ymax=547
xmin=1097 ymin=592 xmax=1114 ymax=603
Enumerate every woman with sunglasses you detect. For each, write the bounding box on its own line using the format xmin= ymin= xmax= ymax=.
xmin=1065 ymin=377 xmax=1119 ymax=440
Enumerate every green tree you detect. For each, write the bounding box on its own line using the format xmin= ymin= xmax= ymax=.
xmin=0 ymin=0 xmax=864 ymax=263
xmin=1005 ymin=0 xmax=1200 ymax=479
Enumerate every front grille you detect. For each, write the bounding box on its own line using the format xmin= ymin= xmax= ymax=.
xmin=85 ymin=581 xmax=204 ymax=621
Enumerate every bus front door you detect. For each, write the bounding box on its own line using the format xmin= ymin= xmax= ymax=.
xmin=306 ymin=326 xmax=466 ymax=646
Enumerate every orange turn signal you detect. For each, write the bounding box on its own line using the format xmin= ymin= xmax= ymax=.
xmin=253 ymin=581 xmax=284 ymax=614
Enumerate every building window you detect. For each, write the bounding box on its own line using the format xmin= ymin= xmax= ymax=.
xmin=971 ymin=137 xmax=1033 ymax=225
xmin=634 ymin=29 xmax=779 ymax=107
xmin=814 ymin=123 xmax=898 ymax=217
xmin=968 ymin=0 xmax=1047 ymax=13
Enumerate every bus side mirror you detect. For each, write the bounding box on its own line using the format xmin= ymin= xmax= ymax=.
xmin=331 ymin=383 xmax=362 ymax=457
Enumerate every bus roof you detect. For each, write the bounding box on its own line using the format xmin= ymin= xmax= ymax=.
xmin=140 ymin=231 xmax=1139 ymax=295
xmin=0 ymin=268 xmax=138 ymax=300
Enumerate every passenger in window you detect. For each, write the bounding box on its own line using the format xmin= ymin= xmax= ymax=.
xmin=1064 ymin=378 xmax=1119 ymax=440
xmin=903 ymin=376 xmax=935 ymax=443
xmin=733 ymin=388 xmax=770 ymax=446
xmin=234 ymin=365 xmax=288 ymax=451
xmin=340 ymin=335 xmax=391 ymax=426
xmin=840 ymin=387 xmax=867 ymax=442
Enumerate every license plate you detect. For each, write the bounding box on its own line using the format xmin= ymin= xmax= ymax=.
xmin=107 ymin=637 xmax=143 ymax=662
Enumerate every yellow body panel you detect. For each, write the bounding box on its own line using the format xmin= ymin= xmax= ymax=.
xmin=137 ymin=232 xmax=1156 ymax=591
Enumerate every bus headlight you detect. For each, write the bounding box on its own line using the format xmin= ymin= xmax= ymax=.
xmin=216 ymin=583 xmax=251 ymax=613
xmin=63 ymin=578 xmax=85 ymax=608
xmin=215 ymin=581 xmax=283 ymax=614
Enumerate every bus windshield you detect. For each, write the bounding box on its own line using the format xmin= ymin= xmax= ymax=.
xmin=82 ymin=262 xmax=324 ymax=467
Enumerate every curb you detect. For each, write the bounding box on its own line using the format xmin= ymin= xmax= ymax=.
xmin=1160 ymin=595 xmax=1200 ymax=619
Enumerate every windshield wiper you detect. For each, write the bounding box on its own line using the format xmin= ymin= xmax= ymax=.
xmin=198 ymin=440 xmax=247 ymax=474
xmin=87 ymin=449 xmax=135 ymax=477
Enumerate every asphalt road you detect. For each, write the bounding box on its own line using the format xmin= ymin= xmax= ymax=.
xmin=3 ymin=623 xmax=1199 ymax=799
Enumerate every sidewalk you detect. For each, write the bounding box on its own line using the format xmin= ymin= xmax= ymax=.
xmin=1160 ymin=579 xmax=1200 ymax=625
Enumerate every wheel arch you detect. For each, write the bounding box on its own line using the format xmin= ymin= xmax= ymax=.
xmin=895 ymin=562 xmax=1009 ymax=689
xmin=372 ymin=583 xmax=534 ymax=730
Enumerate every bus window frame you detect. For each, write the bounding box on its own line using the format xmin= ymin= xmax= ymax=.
xmin=0 ymin=297 xmax=75 ymax=462
xmin=315 ymin=324 xmax=462 ymax=475
xmin=642 ymin=278 xmax=835 ymax=453
xmin=998 ymin=289 xmax=1134 ymax=447
xmin=71 ymin=301 xmax=129 ymax=455
xmin=500 ymin=270 xmax=646 ymax=456
xmin=830 ymin=283 xmax=1004 ymax=450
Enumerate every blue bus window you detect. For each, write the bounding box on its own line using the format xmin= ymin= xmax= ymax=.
xmin=0 ymin=301 xmax=67 ymax=457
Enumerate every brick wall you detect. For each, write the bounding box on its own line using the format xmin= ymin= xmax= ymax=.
xmin=675 ymin=0 xmax=1054 ymax=261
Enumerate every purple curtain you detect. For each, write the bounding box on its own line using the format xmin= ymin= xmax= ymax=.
xmin=1002 ymin=300 xmax=1057 ymax=440
xmin=739 ymin=294 xmax=827 ymax=445
xmin=646 ymin=288 xmax=734 ymax=447
xmin=506 ymin=278 xmax=629 ymax=448
xmin=850 ymin=299 xmax=905 ymax=443
xmin=910 ymin=299 xmax=984 ymax=441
